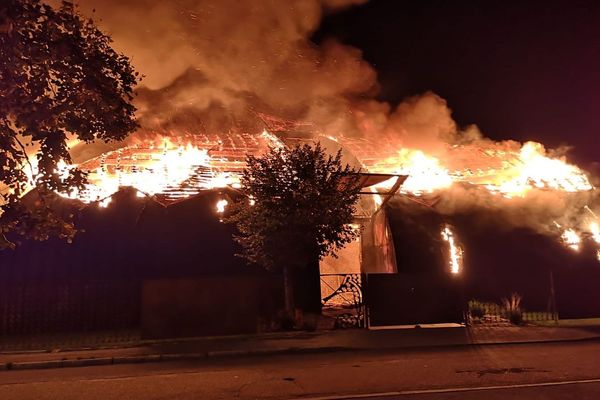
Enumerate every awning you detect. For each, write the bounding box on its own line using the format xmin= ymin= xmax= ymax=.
xmin=352 ymin=173 xmax=407 ymax=191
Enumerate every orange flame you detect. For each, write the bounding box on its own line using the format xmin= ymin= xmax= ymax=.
xmin=13 ymin=132 xmax=595 ymax=260
xmin=484 ymin=142 xmax=592 ymax=197
xmin=590 ymin=221 xmax=600 ymax=244
xmin=561 ymin=228 xmax=581 ymax=251
xmin=369 ymin=149 xmax=452 ymax=195
xmin=56 ymin=139 xmax=240 ymax=205
xmin=216 ymin=199 xmax=228 ymax=213
xmin=366 ymin=140 xmax=592 ymax=198
xmin=441 ymin=224 xmax=462 ymax=274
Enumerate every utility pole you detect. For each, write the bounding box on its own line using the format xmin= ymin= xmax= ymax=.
xmin=549 ymin=270 xmax=558 ymax=325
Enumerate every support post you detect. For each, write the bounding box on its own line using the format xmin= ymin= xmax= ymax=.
xmin=549 ymin=270 xmax=558 ymax=325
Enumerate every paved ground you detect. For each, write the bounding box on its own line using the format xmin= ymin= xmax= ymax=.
xmin=363 ymin=381 xmax=600 ymax=400
xmin=3 ymin=325 xmax=600 ymax=370
xmin=1 ymin=339 xmax=600 ymax=399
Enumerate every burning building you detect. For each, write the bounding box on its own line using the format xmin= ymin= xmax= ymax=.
xmin=4 ymin=122 xmax=598 ymax=337
xmin=0 ymin=128 xmax=411 ymax=337
xmin=2 ymin=0 xmax=600 ymax=337
xmin=1 ymin=120 xmax=600 ymax=344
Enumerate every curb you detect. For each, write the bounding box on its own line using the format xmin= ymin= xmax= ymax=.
xmin=2 ymin=336 xmax=600 ymax=372
xmin=0 ymin=346 xmax=349 ymax=372
xmin=0 ymin=330 xmax=325 ymax=355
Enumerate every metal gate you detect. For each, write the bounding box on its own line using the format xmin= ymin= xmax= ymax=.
xmin=321 ymin=273 xmax=366 ymax=328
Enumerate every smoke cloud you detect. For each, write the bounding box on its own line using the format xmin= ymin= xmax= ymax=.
xmin=62 ymin=0 xmax=597 ymax=234
xmin=64 ymin=0 xmax=510 ymax=155
xmin=61 ymin=0 xmax=376 ymax=137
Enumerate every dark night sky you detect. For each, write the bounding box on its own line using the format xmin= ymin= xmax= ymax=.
xmin=316 ymin=0 xmax=599 ymax=168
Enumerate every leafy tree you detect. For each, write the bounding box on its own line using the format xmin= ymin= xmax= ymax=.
xmin=0 ymin=0 xmax=139 ymax=249
xmin=227 ymin=142 xmax=362 ymax=322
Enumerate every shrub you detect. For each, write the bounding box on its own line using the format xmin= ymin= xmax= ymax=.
xmin=502 ymin=293 xmax=523 ymax=325
xmin=468 ymin=300 xmax=486 ymax=319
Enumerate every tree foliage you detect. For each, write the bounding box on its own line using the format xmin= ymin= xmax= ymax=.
xmin=227 ymin=142 xmax=362 ymax=271
xmin=0 ymin=0 xmax=139 ymax=248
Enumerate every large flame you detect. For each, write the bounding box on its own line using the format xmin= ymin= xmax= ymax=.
xmin=364 ymin=140 xmax=592 ymax=198
xmin=58 ymin=139 xmax=234 ymax=205
xmin=371 ymin=149 xmax=453 ymax=195
xmin=340 ymin=136 xmax=595 ymax=255
xmin=30 ymin=133 xmax=592 ymax=210
xmin=483 ymin=142 xmax=593 ymax=197
xmin=15 ymin=129 xmax=598 ymax=259
xmin=49 ymin=132 xmax=284 ymax=206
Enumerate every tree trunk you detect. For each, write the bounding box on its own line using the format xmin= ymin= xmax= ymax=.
xmin=283 ymin=264 xmax=295 ymax=323
xmin=293 ymin=255 xmax=323 ymax=314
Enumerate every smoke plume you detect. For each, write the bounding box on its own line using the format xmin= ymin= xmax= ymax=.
xmin=63 ymin=1 xmax=514 ymax=154
xmin=60 ymin=0 xmax=375 ymax=136
xmin=62 ymin=0 xmax=597 ymax=234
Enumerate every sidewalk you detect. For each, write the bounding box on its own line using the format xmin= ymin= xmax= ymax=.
xmin=2 ymin=325 xmax=600 ymax=371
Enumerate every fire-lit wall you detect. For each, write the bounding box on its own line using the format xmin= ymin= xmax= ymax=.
xmin=319 ymin=209 xmax=398 ymax=276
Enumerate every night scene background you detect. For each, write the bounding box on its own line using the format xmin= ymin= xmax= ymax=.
xmin=317 ymin=0 xmax=599 ymax=172
xmin=2 ymin=0 xmax=600 ymax=334
xmin=4 ymin=1 xmax=600 ymax=398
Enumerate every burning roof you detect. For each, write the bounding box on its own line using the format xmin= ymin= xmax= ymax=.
xmin=11 ymin=120 xmax=597 ymax=264
xmin=58 ymin=131 xmax=283 ymax=206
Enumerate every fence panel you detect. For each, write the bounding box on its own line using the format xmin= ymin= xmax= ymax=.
xmin=0 ymin=280 xmax=140 ymax=335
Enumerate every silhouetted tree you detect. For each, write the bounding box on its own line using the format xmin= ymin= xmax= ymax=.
xmin=0 ymin=0 xmax=140 ymax=248
xmin=227 ymin=142 xmax=361 ymax=323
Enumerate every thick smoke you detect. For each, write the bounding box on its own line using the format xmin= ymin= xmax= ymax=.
xmin=66 ymin=0 xmax=502 ymax=152
xmin=63 ymin=0 xmax=597 ymax=234
xmin=62 ymin=0 xmax=376 ymax=137
xmin=433 ymin=184 xmax=599 ymax=234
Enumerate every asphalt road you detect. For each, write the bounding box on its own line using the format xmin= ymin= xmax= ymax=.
xmin=1 ymin=340 xmax=600 ymax=399
xmin=363 ymin=381 xmax=600 ymax=400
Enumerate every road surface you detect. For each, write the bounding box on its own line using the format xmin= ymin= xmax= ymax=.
xmin=1 ymin=340 xmax=600 ymax=399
